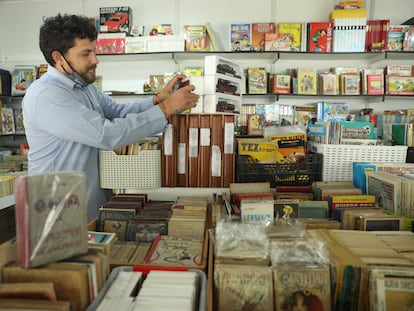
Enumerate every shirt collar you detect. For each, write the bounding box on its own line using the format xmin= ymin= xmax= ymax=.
xmin=47 ymin=65 xmax=82 ymax=90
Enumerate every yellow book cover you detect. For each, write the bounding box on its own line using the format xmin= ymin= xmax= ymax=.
xmin=238 ymin=139 xmax=278 ymax=163
xmin=296 ymin=68 xmax=317 ymax=95
xmin=277 ymin=22 xmax=302 ymax=51
xmin=329 ymin=8 xmax=367 ymax=20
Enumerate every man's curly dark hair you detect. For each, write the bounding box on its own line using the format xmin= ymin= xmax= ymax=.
xmin=39 ymin=13 xmax=97 ymax=66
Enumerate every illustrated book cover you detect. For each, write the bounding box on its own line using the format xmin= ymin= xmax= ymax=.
xmin=214 ymin=264 xmax=274 ymax=311
xmin=143 ymin=235 xmax=205 ymax=268
xmin=277 ymin=22 xmax=302 ymax=51
xmin=307 ymin=21 xmax=333 ymax=52
xmin=11 ymin=66 xmax=37 ymax=96
xmin=183 ymin=25 xmax=209 ymax=51
xmin=251 ymin=22 xmax=275 ymax=51
xmin=264 ymin=32 xmax=291 ymax=51
xmin=14 ymin=172 xmax=88 ymax=268
xmin=272 ymin=263 xmax=331 ymax=311
xmin=1 ymin=107 xmax=15 ymax=135
xmin=230 ymin=23 xmax=252 ymax=51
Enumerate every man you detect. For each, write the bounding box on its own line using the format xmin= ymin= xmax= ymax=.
xmin=22 ymin=14 xmax=199 ymax=221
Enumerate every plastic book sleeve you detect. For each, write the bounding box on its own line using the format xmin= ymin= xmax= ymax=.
xmin=269 ymin=238 xmax=330 ymax=265
xmin=214 ymin=220 xmax=269 ymax=261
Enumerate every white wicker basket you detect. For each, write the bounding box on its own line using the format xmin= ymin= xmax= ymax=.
xmin=308 ymin=142 xmax=408 ymax=182
xmin=99 ymin=150 xmax=161 ymax=189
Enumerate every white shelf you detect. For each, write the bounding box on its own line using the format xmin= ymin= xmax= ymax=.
xmin=0 ymin=194 xmax=15 ymax=211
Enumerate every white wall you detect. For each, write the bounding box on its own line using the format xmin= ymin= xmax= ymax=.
xmin=0 ymin=0 xmax=413 ymax=113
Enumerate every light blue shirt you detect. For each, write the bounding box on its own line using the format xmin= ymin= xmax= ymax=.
xmin=22 ymin=66 xmax=167 ymax=221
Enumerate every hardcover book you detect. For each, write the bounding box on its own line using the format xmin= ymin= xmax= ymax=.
xmin=296 ymin=68 xmax=317 ymax=95
xmin=14 ymin=172 xmax=88 ymax=268
xmin=97 ymin=207 xmax=136 ymax=241
xmin=11 ymin=66 xmax=37 ymax=96
xmin=247 ymin=67 xmax=267 ymax=94
xmin=277 ymin=22 xmax=302 ymax=51
xmin=240 ymin=198 xmax=274 ymax=223
xmin=230 ymin=23 xmax=252 ymax=51
xmin=264 ymin=32 xmax=291 ymax=51
xmin=251 ymin=22 xmax=275 ymax=51
xmin=1 ymin=107 xmax=15 ymax=135
xmin=183 ymin=25 xmax=209 ymax=51
xmin=307 ymin=21 xmax=333 ymax=52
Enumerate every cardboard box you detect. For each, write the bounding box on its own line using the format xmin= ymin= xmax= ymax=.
xmin=99 ymin=6 xmax=132 ymax=34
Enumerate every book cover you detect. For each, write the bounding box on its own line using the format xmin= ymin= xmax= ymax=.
xmin=97 ymin=207 xmax=136 ymax=241
xmin=143 ymin=235 xmax=205 ymax=268
xmin=274 ymin=199 xmax=300 ymax=220
xmin=251 ymin=22 xmax=275 ymax=51
xmin=237 ymin=139 xmax=278 ymax=163
xmin=126 ymin=218 xmax=168 ymax=242
xmin=307 ymin=21 xmax=333 ymax=52
xmin=230 ymin=23 xmax=252 ymax=51
xmin=366 ymin=171 xmax=401 ymax=215
xmin=13 ymin=107 xmax=24 ymax=134
xmin=183 ymin=25 xmax=209 ymax=51
xmin=264 ymin=32 xmax=291 ymax=51
xmin=14 ymin=172 xmax=88 ymax=268
xmin=387 ymin=25 xmax=408 ymax=51
xmin=294 ymin=105 xmax=317 ymax=129
xmin=277 ymin=22 xmax=302 ymax=51
xmin=270 ymin=73 xmax=291 ymax=94
xmin=247 ymin=114 xmax=266 ymax=135
xmin=340 ymin=121 xmax=375 ymax=140
xmin=214 ymin=264 xmax=274 ymax=311
xmin=366 ymin=73 xmax=384 ymax=95
xmin=316 ymin=101 xmax=349 ymax=122
xmin=240 ymin=198 xmax=274 ymax=223
xmin=319 ymin=72 xmax=339 ymax=95
xmin=11 ymin=66 xmax=37 ymax=96
xmin=296 ymin=68 xmax=317 ymax=95
xmin=1 ymin=107 xmax=15 ymax=135
xmin=272 ymin=263 xmax=331 ymax=311
xmin=247 ymin=67 xmax=267 ymax=94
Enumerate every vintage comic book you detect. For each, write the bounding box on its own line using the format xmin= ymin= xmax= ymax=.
xmin=277 ymin=22 xmax=302 ymax=51
xmin=247 ymin=114 xmax=266 ymax=135
xmin=97 ymin=207 xmax=136 ymax=241
xmin=272 ymin=263 xmax=331 ymax=311
xmin=1 ymin=107 xmax=15 ymax=135
xmin=296 ymin=68 xmax=317 ymax=95
xmin=387 ymin=25 xmax=408 ymax=51
xmin=143 ymin=235 xmax=205 ymax=269
xmin=247 ymin=67 xmax=267 ymax=94
xmin=264 ymin=32 xmax=291 ymax=51
xmin=251 ymin=22 xmax=275 ymax=51
xmin=307 ymin=21 xmax=333 ymax=52
xmin=183 ymin=25 xmax=209 ymax=51
xmin=11 ymin=65 xmax=37 ymax=96
xmin=214 ymin=264 xmax=274 ymax=311
xmin=230 ymin=23 xmax=252 ymax=51
xmin=13 ymin=107 xmax=24 ymax=134
xmin=316 ymin=101 xmax=349 ymax=122
xmin=269 ymin=73 xmax=291 ymax=94
xmin=237 ymin=138 xmax=278 ymax=163
xmin=340 ymin=120 xmax=375 ymax=140
xmin=14 ymin=172 xmax=88 ymax=268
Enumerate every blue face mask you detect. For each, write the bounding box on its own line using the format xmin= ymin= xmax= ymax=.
xmin=60 ymin=52 xmax=90 ymax=87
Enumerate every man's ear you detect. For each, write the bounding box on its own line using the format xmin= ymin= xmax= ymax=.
xmin=51 ymin=50 xmax=63 ymax=65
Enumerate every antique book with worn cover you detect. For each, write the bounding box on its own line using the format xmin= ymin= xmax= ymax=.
xmin=14 ymin=172 xmax=88 ymax=268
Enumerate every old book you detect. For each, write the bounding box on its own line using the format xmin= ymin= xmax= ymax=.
xmin=214 ymin=264 xmax=274 ymax=311
xmin=0 ymin=282 xmax=57 ymax=300
xmin=87 ymin=230 xmax=117 ymax=256
xmin=2 ymin=261 xmax=91 ymax=311
xmin=143 ymin=235 xmax=206 ymax=269
xmin=97 ymin=207 xmax=136 ymax=241
xmin=251 ymin=22 xmax=275 ymax=51
xmin=274 ymin=199 xmax=300 ymax=221
xmin=272 ymin=263 xmax=331 ymax=311
xmin=240 ymin=198 xmax=274 ymax=223
xmin=183 ymin=24 xmax=208 ymax=51
xmin=126 ymin=218 xmax=168 ymax=242
xmin=0 ymin=298 xmax=72 ymax=311
xmin=14 ymin=172 xmax=88 ymax=268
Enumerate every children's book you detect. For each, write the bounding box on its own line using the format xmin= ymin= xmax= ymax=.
xmin=230 ymin=23 xmax=252 ymax=51
xmin=307 ymin=21 xmax=333 ymax=52
xmin=387 ymin=25 xmax=408 ymax=51
xmin=11 ymin=66 xmax=37 ymax=96
xmin=1 ymin=107 xmax=15 ymax=135
xmin=264 ymin=33 xmax=291 ymax=51
xmin=277 ymin=22 xmax=302 ymax=51
xmin=246 ymin=67 xmax=267 ymax=94
xmin=183 ymin=25 xmax=209 ymax=51
xmin=251 ymin=22 xmax=275 ymax=51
